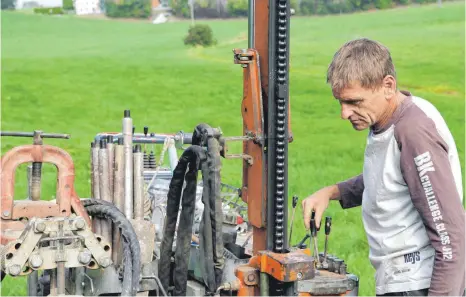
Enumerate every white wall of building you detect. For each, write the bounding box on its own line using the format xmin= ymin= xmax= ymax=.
xmin=74 ymin=0 xmax=102 ymax=15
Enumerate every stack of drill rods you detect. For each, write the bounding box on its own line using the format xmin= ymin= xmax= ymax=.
xmin=89 ymin=110 xmax=148 ymax=264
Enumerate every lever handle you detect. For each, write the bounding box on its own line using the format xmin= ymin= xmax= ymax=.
xmin=292 ymin=195 xmax=298 ymax=208
xmin=325 ymin=216 xmax=332 ymax=235
xmin=144 ymin=126 xmax=149 ymax=136
xmin=310 ymin=211 xmax=317 ymax=237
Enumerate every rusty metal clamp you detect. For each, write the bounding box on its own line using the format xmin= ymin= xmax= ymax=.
xmin=0 ymin=131 xmax=91 ymax=245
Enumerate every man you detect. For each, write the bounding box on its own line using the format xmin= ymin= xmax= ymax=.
xmin=301 ymin=38 xmax=465 ymax=296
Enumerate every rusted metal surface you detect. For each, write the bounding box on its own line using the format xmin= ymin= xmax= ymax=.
xmin=0 ymin=144 xmax=91 ymax=246
xmin=255 ymin=250 xmax=315 ymax=282
xmin=233 ymin=48 xmax=268 ymax=255
xmin=297 ymin=270 xmax=356 ymax=296
xmin=235 ymin=265 xmax=260 ymax=296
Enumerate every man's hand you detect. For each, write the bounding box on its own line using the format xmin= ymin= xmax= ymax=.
xmin=302 ymin=185 xmax=340 ymax=230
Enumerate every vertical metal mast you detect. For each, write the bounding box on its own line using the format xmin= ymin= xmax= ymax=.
xmin=266 ymin=0 xmax=291 ymax=254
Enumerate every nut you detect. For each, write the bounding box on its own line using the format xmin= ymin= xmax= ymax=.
xmin=99 ymin=257 xmax=112 ymax=268
xmin=2 ymin=210 xmax=10 ymax=217
xmin=7 ymin=264 xmax=21 ymax=276
xmin=297 ymin=272 xmax=303 ymax=280
xmin=247 ymin=273 xmax=255 ymax=282
xmin=29 ymin=254 xmax=43 ymax=269
xmin=74 ymin=218 xmax=85 ymax=230
xmin=78 ymin=250 xmax=92 ymax=265
xmin=35 ymin=222 xmax=46 ymax=232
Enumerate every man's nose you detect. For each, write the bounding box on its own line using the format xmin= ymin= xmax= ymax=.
xmin=341 ymin=104 xmax=353 ymax=120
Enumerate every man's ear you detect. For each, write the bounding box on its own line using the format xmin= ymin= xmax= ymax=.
xmin=383 ymin=75 xmax=397 ymax=99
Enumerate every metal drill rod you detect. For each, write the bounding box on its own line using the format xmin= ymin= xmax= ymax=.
xmin=91 ymin=141 xmax=102 ymax=235
xmin=133 ymin=144 xmax=144 ymax=220
xmin=99 ymin=139 xmax=112 ymax=242
xmin=288 ymin=195 xmax=299 ymax=245
xmin=123 ymin=110 xmax=134 ymax=219
xmin=107 ymin=135 xmax=115 ymax=201
xmin=0 ymin=131 xmax=70 ymax=139
xmin=112 ymin=138 xmax=125 ymax=265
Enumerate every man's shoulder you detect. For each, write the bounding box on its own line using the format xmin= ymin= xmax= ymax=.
xmin=394 ymin=96 xmax=446 ymax=138
xmin=393 ymin=95 xmax=453 ymax=152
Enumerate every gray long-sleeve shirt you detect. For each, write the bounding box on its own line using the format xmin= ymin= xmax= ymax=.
xmin=337 ymin=91 xmax=465 ymax=296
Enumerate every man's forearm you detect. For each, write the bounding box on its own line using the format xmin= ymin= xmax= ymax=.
xmin=320 ymin=184 xmax=341 ymax=201
xmin=335 ymin=174 xmax=364 ymax=209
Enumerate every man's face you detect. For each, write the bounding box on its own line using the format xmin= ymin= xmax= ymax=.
xmin=332 ymin=82 xmax=389 ymax=131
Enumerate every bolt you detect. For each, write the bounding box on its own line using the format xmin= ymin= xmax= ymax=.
xmin=78 ymin=250 xmax=92 ymax=265
xmin=35 ymin=222 xmax=46 ymax=232
xmin=247 ymin=273 xmax=255 ymax=283
xmin=36 ymin=223 xmax=46 ymax=233
xmin=29 ymin=254 xmax=43 ymax=269
xmin=297 ymin=272 xmax=303 ymax=280
xmin=74 ymin=218 xmax=85 ymax=230
xmin=2 ymin=210 xmax=10 ymax=217
xmin=100 ymin=257 xmax=112 ymax=268
xmin=8 ymin=264 xmax=21 ymax=276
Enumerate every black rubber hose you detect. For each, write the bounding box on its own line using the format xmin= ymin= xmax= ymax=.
xmin=173 ymin=149 xmax=202 ymax=296
xmin=121 ymin=237 xmax=133 ymax=296
xmin=81 ymin=199 xmax=140 ymax=296
xmin=158 ymin=145 xmax=205 ymax=295
xmin=85 ymin=204 xmax=139 ymax=295
xmin=206 ymin=135 xmax=224 ymax=288
xmin=199 ymin=159 xmax=216 ymax=294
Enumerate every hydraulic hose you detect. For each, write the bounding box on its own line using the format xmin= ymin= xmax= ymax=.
xmin=81 ymin=199 xmax=141 ymax=296
xmin=158 ymin=145 xmax=206 ymax=296
xmin=198 ymin=132 xmax=224 ymax=294
xmin=158 ymin=123 xmax=225 ymax=296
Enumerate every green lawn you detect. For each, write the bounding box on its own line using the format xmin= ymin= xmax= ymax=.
xmin=1 ymin=2 xmax=464 ymax=295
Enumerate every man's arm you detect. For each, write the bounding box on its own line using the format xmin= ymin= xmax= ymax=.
xmin=336 ymin=174 xmax=364 ymax=209
xmin=395 ymin=117 xmax=465 ymax=296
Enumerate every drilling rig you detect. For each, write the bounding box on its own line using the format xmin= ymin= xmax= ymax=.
xmin=0 ymin=0 xmax=360 ymax=295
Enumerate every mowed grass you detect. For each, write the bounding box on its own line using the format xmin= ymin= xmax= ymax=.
xmin=1 ymin=2 xmax=464 ymax=295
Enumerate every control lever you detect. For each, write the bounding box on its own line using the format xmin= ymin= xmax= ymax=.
xmin=288 ymin=195 xmax=299 ymax=245
xmin=310 ymin=211 xmax=320 ymax=267
xmin=323 ymin=216 xmax=332 ymax=266
xmin=143 ymin=126 xmax=149 ymax=153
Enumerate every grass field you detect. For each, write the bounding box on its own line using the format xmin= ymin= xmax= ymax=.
xmin=1 ymin=2 xmax=464 ymax=295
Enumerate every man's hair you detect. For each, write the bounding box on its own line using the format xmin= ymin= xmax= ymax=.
xmin=326 ymin=38 xmax=397 ymax=94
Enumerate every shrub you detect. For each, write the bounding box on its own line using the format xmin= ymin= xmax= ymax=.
xmin=63 ymin=0 xmax=74 ymax=10
xmin=104 ymin=0 xmax=151 ymax=18
xmin=33 ymin=7 xmax=64 ymax=14
xmin=226 ymin=0 xmax=248 ymax=17
xmin=169 ymin=0 xmax=190 ymax=18
xmin=183 ymin=24 xmax=217 ymax=47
